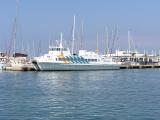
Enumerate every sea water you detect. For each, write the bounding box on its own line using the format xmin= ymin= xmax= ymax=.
xmin=0 ymin=69 xmax=160 ymax=120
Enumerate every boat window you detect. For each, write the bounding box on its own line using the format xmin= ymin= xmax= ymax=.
xmin=58 ymin=58 xmax=65 ymax=61
xmin=50 ymin=47 xmax=68 ymax=51
xmin=87 ymin=59 xmax=97 ymax=62
xmin=63 ymin=48 xmax=67 ymax=51
xmin=58 ymin=58 xmax=62 ymax=61
xmin=50 ymin=48 xmax=56 ymax=51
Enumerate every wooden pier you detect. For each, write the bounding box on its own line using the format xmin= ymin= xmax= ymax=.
xmin=120 ymin=65 xmax=160 ymax=69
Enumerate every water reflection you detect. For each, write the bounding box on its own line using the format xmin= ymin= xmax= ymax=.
xmin=34 ymin=70 xmax=120 ymax=94
xmin=0 ymin=69 xmax=160 ymax=119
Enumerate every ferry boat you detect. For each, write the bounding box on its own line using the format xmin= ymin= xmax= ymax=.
xmin=32 ymin=34 xmax=120 ymax=71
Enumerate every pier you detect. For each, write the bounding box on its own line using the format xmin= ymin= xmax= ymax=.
xmin=120 ymin=64 xmax=160 ymax=69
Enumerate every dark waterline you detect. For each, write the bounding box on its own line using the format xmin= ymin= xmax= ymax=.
xmin=0 ymin=69 xmax=160 ymax=120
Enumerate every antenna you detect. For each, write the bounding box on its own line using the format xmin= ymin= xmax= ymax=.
xmin=55 ymin=40 xmax=59 ymax=47
xmin=71 ymin=15 xmax=76 ymax=55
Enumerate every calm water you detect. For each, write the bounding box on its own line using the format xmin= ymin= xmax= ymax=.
xmin=0 ymin=69 xmax=160 ymax=120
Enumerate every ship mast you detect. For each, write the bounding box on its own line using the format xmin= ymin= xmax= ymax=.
xmin=105 ymin=27 xmax=109 ymax=55
xmin=32 ymin=40 xmax=35 ymax=57
xmin=71 ymin=16 xmax=76 ymax=55
xmin=96 ymin=32 xmax=99 ymax=54
xmin=14 ymin=0 xmax=19 ymax=55
xmin=128 ymin=31 xmax=131 ymax=54
xmin=80 ymin=20 xmax=84 ymax=50
xmin=60 ymin=32 xmax=63 ymax=48
xmin=60 ymin=32 xmax=64 ymax=56
xmin=8 ymin=0 xmax=19 ymax=56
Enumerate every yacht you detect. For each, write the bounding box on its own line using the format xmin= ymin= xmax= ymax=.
xmin=5 ymin=53 xmax=34 ymax=71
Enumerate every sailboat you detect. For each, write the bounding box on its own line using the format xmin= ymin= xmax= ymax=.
xmin=5 ymin=0 xmax=34 ymax=71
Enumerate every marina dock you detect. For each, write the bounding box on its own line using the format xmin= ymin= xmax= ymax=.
xmin=120 ymin=64 xmax=160 ymax=69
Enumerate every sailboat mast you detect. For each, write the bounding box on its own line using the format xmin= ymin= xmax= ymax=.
xmin=32 ymin=40 xmax=35 ymax=57
xmin=13 ymin=0 xmax=19 ymax=55
xmin=80 ymin=20 xmax=84 ymax=50
xmin=128 ymin=31 xmax=131 ymax=53
xmin=96 ymin=32 xmax=99 ymax=54
xmin=13 ymin=18 xmax=17 ymax=55
xmin=60 ymin=32 xmax=63 ymax=48
xmin=71 ymin=16 xmax=75 ymax=55
xmin=105 ymin=27 xmax=109 ymax=55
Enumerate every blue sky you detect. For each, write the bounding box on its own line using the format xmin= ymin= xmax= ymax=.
xmin=0 ymin=0 xmax=160 ymax=56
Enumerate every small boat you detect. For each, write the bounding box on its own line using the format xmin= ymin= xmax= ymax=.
xmin=5 ymin=53 xmax=34 ymax=71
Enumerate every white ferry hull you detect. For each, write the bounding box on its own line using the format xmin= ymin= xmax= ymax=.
xmin=33 ymin=62 xmax=120 ymax=71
